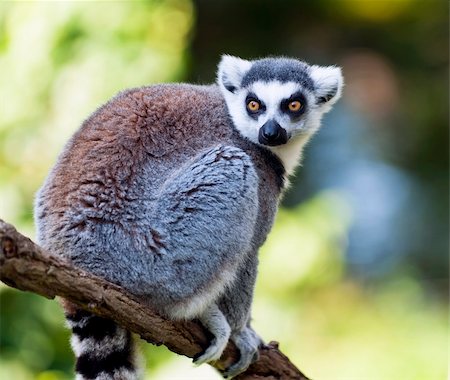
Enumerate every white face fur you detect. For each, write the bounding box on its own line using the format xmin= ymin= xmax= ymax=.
xmin=217 ymin=55 xmax=343 ymax=175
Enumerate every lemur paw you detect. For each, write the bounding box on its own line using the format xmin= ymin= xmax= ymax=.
xmin=194 ymin=304 xmax=232 ymax=366
xmin=222 ymin=327 xmax=262 ymax=378
xmin=193 ymin=335 xmax=229 ymax=365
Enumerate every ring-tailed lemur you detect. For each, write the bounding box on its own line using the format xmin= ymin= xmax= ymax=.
xmin=34 ymin=55 xmax=343 ymax=379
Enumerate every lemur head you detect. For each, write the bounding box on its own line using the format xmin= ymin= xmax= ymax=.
xmin=217 ymin=55 xmax=343 ymax=173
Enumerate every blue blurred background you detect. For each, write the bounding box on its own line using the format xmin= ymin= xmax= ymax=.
xmin=0 ymin=1 xmax=448 ymax=379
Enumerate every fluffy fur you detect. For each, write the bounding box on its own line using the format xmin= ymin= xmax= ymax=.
xmin=35 ymin=55 xmax=342 ymax=379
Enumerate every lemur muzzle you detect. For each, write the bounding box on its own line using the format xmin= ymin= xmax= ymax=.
xmin=259 ymin=119 xmax=288 ymax=146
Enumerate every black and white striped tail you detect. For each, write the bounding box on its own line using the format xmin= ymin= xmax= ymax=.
xmin=65 ymin=308 xmax=140 ymax=380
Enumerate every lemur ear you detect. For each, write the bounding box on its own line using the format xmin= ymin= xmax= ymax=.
xmin=309 ymin=65 xmax=344 ymax=106
xmin=217 ymin=55 xmax=252 ymax=94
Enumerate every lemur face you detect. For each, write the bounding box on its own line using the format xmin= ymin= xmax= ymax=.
xmin=218 ymin=56 xmax=343 ymax=148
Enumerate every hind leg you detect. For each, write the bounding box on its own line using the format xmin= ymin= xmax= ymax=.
xmin=218 ymin=254 xmax=264 ymax=378
xmin=128 ymin=145 xmax=259 ymax=318
xmin=193 ymin=303 xmax=231 ymax=365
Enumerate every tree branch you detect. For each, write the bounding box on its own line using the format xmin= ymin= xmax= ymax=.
xmin=0 ymin=219 xmax=309 ymax=380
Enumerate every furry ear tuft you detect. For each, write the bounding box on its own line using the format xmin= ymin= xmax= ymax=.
xmin=309 ymin=65 xmax=344 ymax=106
xmin=217 ymin=55 xmax=252 ymax=94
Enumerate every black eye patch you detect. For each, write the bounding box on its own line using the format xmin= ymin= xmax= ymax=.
xmin=280 ymin=91 xmax=307 ymax=118
xmin=245 ymin=93 xmax=266 ymax=119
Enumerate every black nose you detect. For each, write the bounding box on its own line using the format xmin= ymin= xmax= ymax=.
xmin=259 ymin=120 xmax=288 ymax=146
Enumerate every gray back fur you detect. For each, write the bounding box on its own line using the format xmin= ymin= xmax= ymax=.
xmin=35 ymin=84 xmax=283 ymax=318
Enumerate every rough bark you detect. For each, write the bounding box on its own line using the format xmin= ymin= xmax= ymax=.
xmin=0 ymin=219 xmax=309 ymax=380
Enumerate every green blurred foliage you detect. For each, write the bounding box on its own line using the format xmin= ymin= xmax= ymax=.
xmin=0 ymin=1 xmax=448 ymax=380
xmin=255 ymin=193 xmax=447 ymax=379
xmin=0 ymin=0 xmax=193 ymax=237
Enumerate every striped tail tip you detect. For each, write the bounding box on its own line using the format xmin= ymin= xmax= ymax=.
xmin=66 ymin=309 xmax=140 ymax=380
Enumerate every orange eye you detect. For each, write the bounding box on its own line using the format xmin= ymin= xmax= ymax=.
xmin=288 ymin=100 xmax=302 ymax=112
xmin=247 ymin=100 xmax=260 ymax=112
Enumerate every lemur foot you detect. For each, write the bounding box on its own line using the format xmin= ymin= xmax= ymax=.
xmin=193 ymin=304 xmax=231 ymax=365
xmin=222 ymin=327 xmax=263 ymax=378
xmin=193 ymin=335 xmax=229 ymax=365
